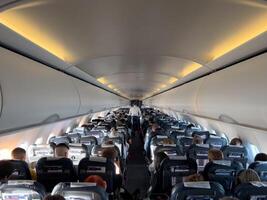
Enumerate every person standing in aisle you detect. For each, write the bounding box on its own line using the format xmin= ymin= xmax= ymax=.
xmin=129 ymin=103 xmax=142 ymax=134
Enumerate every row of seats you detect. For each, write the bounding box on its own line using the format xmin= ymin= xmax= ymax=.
xmin=142 ymin=111 xmax=267 ymax=200
xmin=0 ymin=107 xmax=132 ymax=200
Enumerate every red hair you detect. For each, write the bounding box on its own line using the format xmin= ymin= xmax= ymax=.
xmin=84 ymin=175 xmax=107 ymax=190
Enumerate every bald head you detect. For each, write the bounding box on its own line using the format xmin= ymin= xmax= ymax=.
xmin=54 ymin=144 xmax=69 ymax=158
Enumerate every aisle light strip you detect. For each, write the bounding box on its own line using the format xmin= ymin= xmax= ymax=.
xmin=211 ymin=13 xmax=267 ymax=60
xmin=0 ymin=14 xmax=69 ymax=61
xmin=180 ymin=63 xmax=202 ymax=77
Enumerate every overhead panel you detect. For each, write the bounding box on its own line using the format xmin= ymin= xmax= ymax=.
xmin=0 ymin=0 xmax=267 ymax=98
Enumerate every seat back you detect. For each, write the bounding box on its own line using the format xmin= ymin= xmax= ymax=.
xmin=49 ymin=136 xmax=70 ymax=146
xmin=68 ymin=144 xmax=87 ymax=165
xmin=154 ymin=145 xmax=183 ymax=157
xmin=28 ymin=144 xmax=53 ymax=163
xmin=204 ymin=135 xmax=227 ymax=149
xmin=192 ymin=131 xmax=210 ymax=140
xmin=78 ymin=157 xmax=115 ymax=193
xmin=67 ymin=133 xmax=81 ymax=143
xmin=52 ymin=182 xmax=108 ymax=200
xmin=170 ymin=181 xmax=225 ymax=200
xmin=187 ymin=144 xmax=210 ymax=172
xmin=178 ymin=137 xmax=193 ymax=153
xmin=159 ymin=156 xmax=197 ymax=193
xmin=36 ymin=157 xmax=76 ymax=192
xmin=150 ymin=136 xmax=175 ymax=160
xmin=205 ymin=160 xmax=244 ymax=193
xmin=249 ymin=161 xmax=267 ymax=181
xmin=9 ymin=160 xmax=32 ymax=180
xmin=235 ymin=182 xmax=267 ymax=200
xmin=222 ymin=145 xmax=248 ymax=168
xmin=80 ymin=135 xmax=98 ymax=145
xmin=88 ymin=130 xmax=105 ymax=144
xmin=0 ymin=180 xmax=46 ymax=200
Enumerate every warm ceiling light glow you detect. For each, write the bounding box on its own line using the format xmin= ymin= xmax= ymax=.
xmin=0 ymin=12 xmax=72 ymax=61
xmin=160 ymin=84 xmax=167 ymax=89
xmin=108 ymin=84 xmax=115 ymax=89
xmin=97 ymin=77 xmax=108 ymax=85
xmin=180 ymin=63 xmax=202 ymax=77
xmin=211 ymin=13 xmax=267 ymax=60
xmin=169 ymin=77 xmax=178 ymax=84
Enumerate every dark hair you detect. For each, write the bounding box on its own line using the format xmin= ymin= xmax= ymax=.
xmin=254 ymin=153 xmax=267 ymax=162
xmin=230 ymin=138 xmax=243 ymax=145
xmin=11 ymin=147 xmax=26 ymax=160
xmin=101 ymin=147 xmax=118 ymax=161
xmin=44 ymin=195 xmax=65 ymax=200
xmin=55 ymin=143 xmax=69 ymax=149
xmin=154 ymin=152 xmax=168 ymax=171
xmin=0 ymin=160 xmax=14 ymax=180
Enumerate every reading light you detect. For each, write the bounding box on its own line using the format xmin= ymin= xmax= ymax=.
xmin=97 ymin=77 xmax=108 ymax=85
xmin=169 ymin=77 xmax=178 ymax=84
xmin=108 ymin=84 xmax=114 ymax=89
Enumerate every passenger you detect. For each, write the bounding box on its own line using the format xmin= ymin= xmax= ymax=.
xmin=208 ymin=149 xmax=224 ymax=161
xmin=101 ymin=147 xmax=120 ymax=174
xmin=54 ymin=143 xmax=69 ymax=158
xmin=183 ymin=173 xmax=204 ymax=182
xmin=101 ymin=147 xmax=122 ymax=189
xmin=149 ymin=151 xmax=168 ymax=172
xmin=44 ymin=195 xmax=65 ymax=200
xmin=0 ymin=160 xmax=13 ymax=181
xmin=203 ymin=149 xmax=224 ymax=180
xmin=254 ymin=153 xmax=267 ymax=162
xmin=108 ymin=126 xmax=120 ymax=138
xmin=192 ymin=135 xmax=204 ymax=144
xmin=235 ymin=169 xmax=260 ymax=186
xmin=230 ymin=138 xmax=243 ymax=146
xmin=84 ymin=175 xmax=107 ymax=190
xmin=11 ymin=147 xmax=37 ymax=180
xmin=11 ymin=147 xmax=26 ymax=161
xmin=129 ymin=103 xmax=142 ymax=132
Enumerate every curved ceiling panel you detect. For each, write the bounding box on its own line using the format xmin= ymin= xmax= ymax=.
xmin=1 ymin=0 xmax=267 ymax=98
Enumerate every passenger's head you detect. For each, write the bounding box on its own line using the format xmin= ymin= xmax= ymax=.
xmin=192 ymin=135 xmax=203 ymax=145
xmin=183 ymin=173 xmax=204 ymax=182
xmin=161 ymin=138 xmax=174 ymax=145
xmin=44 ymin=195 xmax=65 ymax=200
xmin=54 ymin=143 xmax=69 ymax=158
xmin=151 ymin=123 xmax=160 ymax=132
xmin=236 ymin=169 xmax=260 ymax=185
xmin=208 ymin=149 xmax=224 ymax=161
xmin=11 ymin=147 xmax=26 ymax=161
xmin=110 ymin=127 xmax=117 ymax=134
xmin=101 ymin=147 xmax=118 ymax=161
xmin=84 ymin=175 xmax=107 ymax=190
xmin=254 ymin=153 xmax=267 ymax=162
xmin=154 ymin=152 xmax=168 ymax=171
xmin=230 ymin=138 xmax=243 ymax=146
xmin=0 ymin=160 xmax=14 ymax=181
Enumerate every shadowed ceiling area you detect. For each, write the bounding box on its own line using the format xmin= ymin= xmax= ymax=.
xmin=1 ymin=0 xmax=267 ymax=99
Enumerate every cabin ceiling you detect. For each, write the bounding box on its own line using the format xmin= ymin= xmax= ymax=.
xmin=1 ymin=0 xmax=267 ymax=99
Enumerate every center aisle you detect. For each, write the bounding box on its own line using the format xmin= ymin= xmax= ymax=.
xmin=125 ymin=131 xmax=150 ymax=199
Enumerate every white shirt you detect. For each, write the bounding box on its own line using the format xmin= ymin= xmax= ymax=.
xmin=129 ymin=105 xmax=142 ymax=117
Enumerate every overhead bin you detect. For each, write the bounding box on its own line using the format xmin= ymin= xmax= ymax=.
xmin=145 ymin=53 xmax=267 ymax=130
xmin=0 ymin=47 xmax=126 ymax=133
xmin=72 ymin=79 xmax=124 ymax=115
xmin=148 ymin=78 xmax=203 ymax=115
xmin=197 ymin=53 xmax=267 ymax=128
